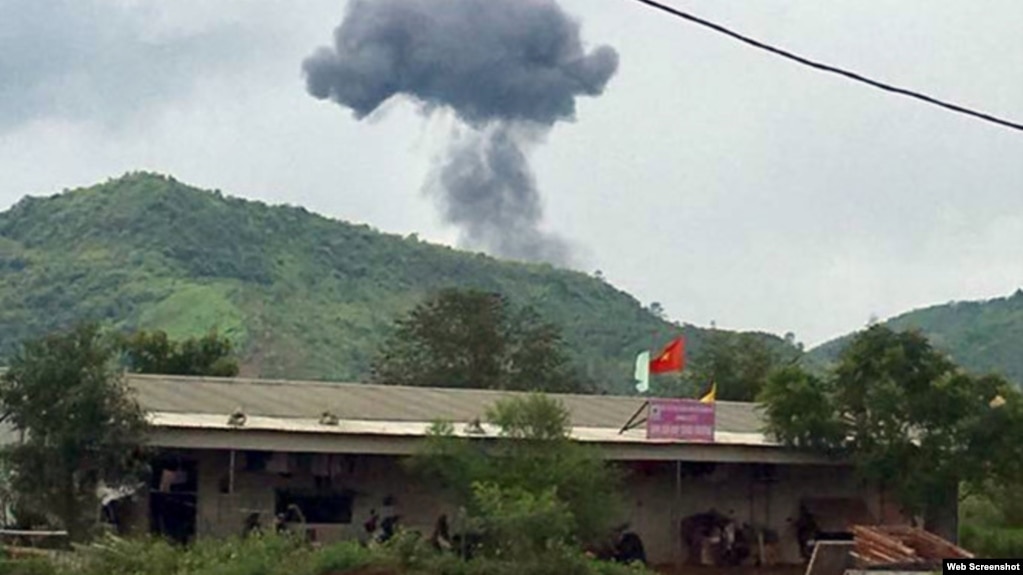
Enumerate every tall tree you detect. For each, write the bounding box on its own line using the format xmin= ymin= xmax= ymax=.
xmin=756 ymin=364 xmax=846 ymax=453
xmin=410 ymin=393 xmax=621 ymax=555
xmin=758 ymin=324 xmax=1023 ymax=538
xmin=658 ymin=330 xmax=796 ymax=401
xmin=118 ymin=329 xmax=239 ymax=377
xmin=371 ymin=289 xmax=589 ymax=393
xmin=0 ymin=323 xmax=149 ymax=541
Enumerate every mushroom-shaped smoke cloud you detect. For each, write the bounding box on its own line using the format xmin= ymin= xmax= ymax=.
xmin=303 ymin=0 xmax=618 ymax=266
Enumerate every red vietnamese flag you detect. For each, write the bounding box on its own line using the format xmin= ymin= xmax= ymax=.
xmin=649 ymin=337 xmax=685 ymax=374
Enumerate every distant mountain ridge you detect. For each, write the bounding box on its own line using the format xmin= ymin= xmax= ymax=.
xmin=809 ymin=290 xmax=1023 ymax=385
xmin=0 ymin=172 xmax=795 ymax=392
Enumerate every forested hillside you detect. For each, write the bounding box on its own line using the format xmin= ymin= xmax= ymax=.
xmin=810 ymin=290 xmax=1023 ymax=385
xmin=0 ymin=172 xmax=794 ymax=392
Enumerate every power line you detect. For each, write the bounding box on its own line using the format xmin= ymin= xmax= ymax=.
xmin=627 ymin=0 xmax=1023 ymax=134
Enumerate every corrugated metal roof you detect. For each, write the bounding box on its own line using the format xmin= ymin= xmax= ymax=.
xmin=148 ymin=412 xmax=772 ymax=446
xmin=125 ymin=374 xmax=766 ymax=435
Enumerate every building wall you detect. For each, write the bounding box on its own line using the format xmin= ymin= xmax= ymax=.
xmin=190 ymin=450 xmax=455 ymax=542
xmin=615 ymin=461 xmax=885 ymax=566
xmin=165 ymin=449 xmax=888 ymax=567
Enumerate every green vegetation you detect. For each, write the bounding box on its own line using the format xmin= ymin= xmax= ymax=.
xmin=372 ymin=288 xmax=588 ymax=393
xmin=0 ymin=323 xmax=150 ymax=541
xmin=0 ymin=531 xmax=653 ymax=575
xmin=961 ymin=486 xmax=1023 ymax=558
xmin=810 ymin=290 xmax=1023 ymax=386
xmin=133 ymin=283 xmax=246 ymax=343
xmin=759 ymin=325 xmax=1023 ymax=538
xmin=0 ymin=171 xmax=796 ymax=392
xmin=117 ymin=329 xmax=239 ymax=376
xmin=410 ymin=394 xmax=623 ymax=554
xmin=0 ymin=327 xmax=641 ymax=573
xmin=654 ymin=328 xmax=804 ymax=401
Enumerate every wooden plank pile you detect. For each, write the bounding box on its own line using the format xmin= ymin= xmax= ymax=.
xmin=850 ymin=525 xmax=973 ymax=570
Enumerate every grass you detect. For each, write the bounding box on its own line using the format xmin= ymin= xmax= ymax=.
xmin=0 ymin=532 xmax=653 ymax=575
xmin=960 ymin=524 xmax=1023 ymax=559
xmin=133 ymin=281 xmax=248 ymax=345
xmin=959 ymin=486 xmax=1023 ymax=559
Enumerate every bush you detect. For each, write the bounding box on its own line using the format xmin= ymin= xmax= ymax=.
xmin=960 ymin=479 xmax=1023 ymax=559
xmin=6 ymin=532 xmax=657 ymax=575
xmin=0 ymin=558 xmax=59 ymax=575
xmin=446 ymin=548 xmax=651 ymax=575
xmin=58 ymin=533 xmax=314 ymax=575
xmin=411 ymin=394 xmax=622 ymax=556
xmin=470 ymin=482 xmax=574 ymax=557
xmin=377 ymin=529 xmax=435 ymax=572
xmin=73 ymin=536 xmax=182 ymax=575
xmin=312 ymin=540 xmax=376 ymax=574
xmin=183 ymin=534 xmax=313 ymax=575
xmin=960 ymin=524 xmax=1023 ymax=559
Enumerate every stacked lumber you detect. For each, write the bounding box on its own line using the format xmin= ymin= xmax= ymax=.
xmin=850 ymin=525 xmax=972 ymax=569
xmin=880 ymin=525 xmax=974 ymax=561
xmin=851 ymin=526 xmax=917 ymax=567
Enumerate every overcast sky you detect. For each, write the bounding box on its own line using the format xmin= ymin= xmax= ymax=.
xmin=3 ymin=0 xmax=1023 ymax=348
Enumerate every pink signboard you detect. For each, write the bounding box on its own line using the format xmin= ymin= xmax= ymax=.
xmin=646 ymin=398 xmax=715 ymax=441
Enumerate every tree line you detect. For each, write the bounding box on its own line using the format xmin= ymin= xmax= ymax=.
xmin=760 ymin=324 xmax=1023 ymax=542
xmin=0 ymin=317 xmax=637 ymax=568
xmin=0 ymin=324 xmax=240 ymax=539
xmin=3 ymin=288 xmax=1023 ymax=557
xmin=370 ymin=287 xmax=797 ymax=401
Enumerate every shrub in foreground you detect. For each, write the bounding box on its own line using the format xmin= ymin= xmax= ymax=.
xmin=960 ymin=524 xmax=1023 ymax=559
xmin=0 ymin=558 xmax=59 ymax=575
xmin=5 ymin=532 xmax=654 ymax=575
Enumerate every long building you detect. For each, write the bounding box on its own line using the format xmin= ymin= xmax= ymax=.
xmin=107 ymin=374 xmax=925 ymax=568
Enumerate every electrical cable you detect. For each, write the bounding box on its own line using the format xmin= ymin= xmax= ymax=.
xmin=627 ymin=0 xmax=1023 ymax=133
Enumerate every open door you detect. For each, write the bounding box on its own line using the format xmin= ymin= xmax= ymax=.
xmin=149 ymin=458 xmax=199 ymax=544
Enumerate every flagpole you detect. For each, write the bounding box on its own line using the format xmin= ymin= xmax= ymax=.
xmin=674 ymin=459 xmax=682 ymax=567
xmin=649 ymin=328 xmax=658 ymax=395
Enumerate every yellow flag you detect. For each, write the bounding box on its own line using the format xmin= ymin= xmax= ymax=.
xmin=699 ymin=381 xmax=716 ymax=403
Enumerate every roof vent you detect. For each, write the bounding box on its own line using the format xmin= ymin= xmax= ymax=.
xmin=228 ymin=408 xmax=247 ymax=427
xmin=320 ymin=411 xmax=340 ymax=426
xmin=464 ymin=418 xmax=486 ymax=435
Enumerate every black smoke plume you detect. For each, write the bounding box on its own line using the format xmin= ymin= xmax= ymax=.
xmin=302 ymin=0 xmax=618 ymax=265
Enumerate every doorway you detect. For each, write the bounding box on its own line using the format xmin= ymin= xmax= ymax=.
xmin=149 ymin=457 xmax=199 ymax=544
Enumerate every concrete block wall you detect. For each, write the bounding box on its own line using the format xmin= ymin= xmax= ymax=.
xmin=193 ymin=450 xmax=453 ymax=542
xmin=164 ymin=449 xmax=882 ymax=568
xmin=617 ymin=461 xmax=880 ymax=566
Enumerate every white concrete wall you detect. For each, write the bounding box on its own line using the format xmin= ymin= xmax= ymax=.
xmin=605 ymin=461 xmax=883 ymax=567
xmin=192 ymin=450 xmax=454 ymax=542
xmin=180 ymin=450 xmax=882 ymax=567
xmin=0 ymin=422 xmax=18 ymax=526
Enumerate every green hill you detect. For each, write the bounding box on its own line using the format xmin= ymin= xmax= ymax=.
xmin=809 ymin=290 xmax=1023 ymax=385
xmin=0 ymin=172 xmax=795 ymax=392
